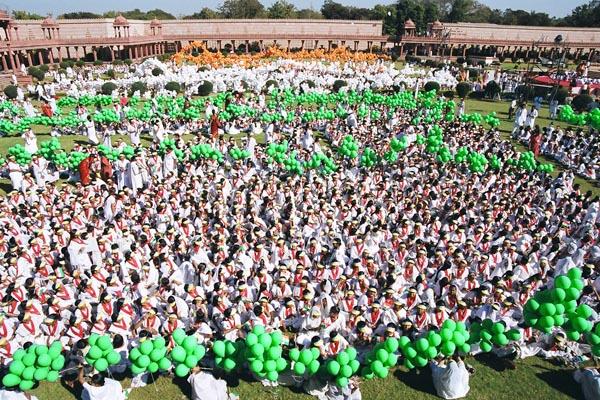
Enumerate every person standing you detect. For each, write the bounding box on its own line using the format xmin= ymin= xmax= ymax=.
xmin=6 ymin=155 xmax=24 ymax=191
xmin=85 ymin=117 xmax=99 ymax=145
xmin=22 ymin=129 xmax=38 ymax=154
xmin=210 ymin=110 xmax=220 ymax=141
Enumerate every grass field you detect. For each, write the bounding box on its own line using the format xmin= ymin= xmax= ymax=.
xmin=27 ymin=356 xmax=583 ymax=400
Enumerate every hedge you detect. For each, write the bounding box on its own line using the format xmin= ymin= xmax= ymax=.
xmin=101 ymin=82 xmax=117 ymax=95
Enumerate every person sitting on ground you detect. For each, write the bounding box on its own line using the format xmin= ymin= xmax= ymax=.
xmin=430 ymin=354 xmax=472 ymax=399
xmin=187 ymin=366 xmax=238 ymax=400
xmin=573 ymin=366 xmax=600 ymax=400
xmin=78 ymin=366 xmax=127 ymax=400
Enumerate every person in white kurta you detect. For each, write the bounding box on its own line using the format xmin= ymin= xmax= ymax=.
xmin=22 ymin=129 xmax=38 ymax=154
xmin=0 ymin=389 xmax=39 ymax=400
xmin=79 ymin=368 xmax=126 ymax=400
xmin=515 ymin=105 xmax=527 ymax=127
xmin=430 ymin=358 xmax=470 ymax=399
xmin=85 ymin=117 xmax=99 ymax=145
xmin=115 ymin=155 xmax=130 ymax=191
xmin=163 ymin=149 xmax=178 ymax=177
xmin=188 ymin=369 xmax=236 ymax=400
xmin=128 ymin=157 xmax=144 ymax=195
xmin=6 ymin=157 xmax=24 ymax=191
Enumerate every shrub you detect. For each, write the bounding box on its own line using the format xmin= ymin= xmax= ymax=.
xmin=59 ymin=61 xmax=69 ymax=69
xmin=510 ymin=56 xmax=519 ymax=64
xmin=405 ymin=55 xmax=421 ymax=64
xmin=456 ymin=82 xmax=472 ymax=99
xmin=484 ymin=80 xmax=501 ymax=99
xmin=93 ymin=60 xmax=103 ymax=66
xmin=554 ymin=87 xmax=569 ymax=104
xmin=124 ymin=59 xmax=132 ymax=66
xmin=130 ymin=81 xmax=147 ymax=95
xmin=165 ymin=81 xmax=180 ymax=93
xmin=113 ymin=60 xmax=124 ymax=66
xmin=129 ymin=67 xmax=137 ymax=74
xmin=197 ymin=81 xmax=213 ymax=96
xmin=515 ymin=85 xmax=535 ymax=100
xmin=28 ymin=66 xmax=45 ymax=81
xmin=75 ymin=60 xmax=85 ymax=68
xmin=300 ymin=80 xmax=315 ymax=93
xmin=152 ymin=67 xmax=163 ymax=76
xmin=105 ymin=69 xmax=116 ymax=79
xmin=240 ymin=80 xmax=249 ymax=90
xmin=572 ymin=94 xmax=593 ymax=112
xmin=67 ymin=60 xmax=76 ymax=68
xmin=468 ymin=91 xmax=484 ymax=99
xmin=198 ymin=66 xmax=209 ymax=72
xmin=264 ymin=80 xmax=278 ymax=91
xmin=456 ymin=57 xmax=465 ymax=64
xmin=423 ymin=81 xmax=440 ymax=93
xmin=498 ymin=55 xmax=506 ymax=63
xmin=38 ymin=64 xmax=50 ymax=73
xmin=332 ymin=79 xmax=347 ymax=93
xmin=443 ymin=90 xmax=455 ymax=99
xmin=101 ymin=82 xmax=117 ymax=95
xmin=58 ymin=68 xmax=67 ymax=75
xmin=3 ymin=85 xmax=18 ymax=99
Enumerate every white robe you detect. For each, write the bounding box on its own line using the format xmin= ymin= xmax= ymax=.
xmin=431 ymin=360 xmax=470 ymax=400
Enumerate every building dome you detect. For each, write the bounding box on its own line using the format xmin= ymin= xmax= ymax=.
xmin=150 ymin=18 xmax=162 ymax=27
xmin=404 ymin=19 xmax=416 ymax=29
xmin=113 ymin=14 xmax=129 ymax=26
xmin=41 ymin=16 xmax=59 ymax=27
xmin=0 ymin=9 xmax=11 ymax=21
xmin=431 ymin=20 xmax=443 ymax=29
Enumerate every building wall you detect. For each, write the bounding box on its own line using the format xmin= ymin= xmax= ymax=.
xmin=444 ymin=22 xmax=600 ymax=44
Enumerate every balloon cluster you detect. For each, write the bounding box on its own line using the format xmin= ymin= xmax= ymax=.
xmin=57 ymin=96 xmax=78 ymax=107
xmin=8 ymin=144 xmax=32 ymax=166
xmin=587 ymin=324 xmax=600 ymax=357
xmin=190 ymin=144 xmax=222 ymax=162
xmin=266 ymin=141 xmax=289 ymax=164
xmin=523 ymin=268 xmax=588 ymax=334
xmin=383 ymin=150 xmax=398 ymax=163
xmin=517 ymin=151 xmax=537 ymax=171
xmin=415 ymin=134 xmax=426 ymax=145
xmin=129 ymin=336 xmax=172 ymax=375
xmin=213 ymin=339 xmax=244 ymax=373
xmin=325 ymin=347 xmax=359 ymax=387
xmin=426 ymin=125 xmax=444 ymax=153
xmin=558 ymin=105 xmax=588 ymax=127
xmin=2 ymin=341 xmax=64 ymax=391
xmin=289 ymin=347 xmax=320 ymax=376
xmin=170 ymin=328 xmax=207 ymax=377
xmin=362 ymin=339 xmax=398 ymax=380
xmin=98 ymin=145 xmax=123 ymax=161
xmin=93 ymin=109 xmax=120 ymax=124
xmin=37 ymin=138 xmax=62 ymax=162
xmin=304 ymin=152 xmax=338 ymax=174
xmin=85 ymin=334 xmax=122 ymax=372
xmin=243 ymin=326 xmax=287 ymax=382
xmin=229 ymin=147 xmax=251 ymax=160
xmin=484 ymin=112 xmax=501 ymax=128
xmin=68 ymin=152 xmax=89 ymax=171
xmin=489 ymin=155 xmax=502 ymax=170
xmin=467 ymin=152 xmax=487 ymax=173
xmin=360 ymin=147 xmax=378 ymax=168
xmin=390 ymin=137 xmax=408 ymax=152
xmin=469 ymin=319 xmax=521 ymax=352
xmin=537 ymin=163 xmax=554 ymax=173
xmin=338 ymin=135 xmax=359 ymax=159
xmin=460 ymin=113 xmax=483 ymax=125
xmin=436 ymin=146 xmax=452 ymax=164
xmin=283 ymin=152 xmax=305 ymax=175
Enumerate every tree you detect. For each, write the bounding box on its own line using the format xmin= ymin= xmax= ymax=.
xmin=424 ymin=2 xmax=440 ymax=24
xmin=184 ymin=8 xmax=221 ymax=19
xmin=269 ymin=0 xmax=297 ymax=19
xmin=321 ymin=0 xmax=352 ymax=19
xmin=396 ymin=0 xmax=425 ymax=34
xmin=12 ymin=10 xmax=44 ymax=19
xmin=60 ymin=12 xmax=102 ymax=19
xmin=371 ymin=4 xmax=397 ymax=36
xmin=448 ymin=0 xmax=473 ymax=22
xmin=564 ymin=0 xmax=600 ymax=27
xmin=296 ymin=9 xmax=323 ymax=19
xmin=219 ymin=0 xmax=266 ymax=19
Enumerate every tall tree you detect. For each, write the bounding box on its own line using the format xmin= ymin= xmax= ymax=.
xmin=321 ymin=0 xmax=352 ymax=19
xmin=296 ymin=9 xmax=323 ymax=19
xmin=371 ymin=4 xmax=397 ymax=36
xmin=448 ymin=0 xmax=473 ymax=22
xmin=183 ymin=8 xmax=221 ymax=19
xmin=219 ymin=0 xmax=266 ymax=19
xmin=59 ymin=11 xmax=103 ymax=19
xmin=564 ymin=0 xmax=600 ymax=27
xmin=396 ymin=0 xmax=425 ymax=34
xmin=12 ymin=10 xmax=44 ymax=19
xmin=268 ymin=0 xmax=297 ymax=19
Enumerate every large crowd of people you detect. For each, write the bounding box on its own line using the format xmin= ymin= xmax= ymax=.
xmin=0 ymin=57 xmax=599 ymax=400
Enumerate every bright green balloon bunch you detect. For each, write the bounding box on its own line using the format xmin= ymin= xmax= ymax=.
xmin=454 ymin=146 xmax=468 ymax=163
xmin=170 ymin=328 xmax=206 ymax=378
xmin=537 ymin=163 xmax=554 ymax=173
xmin=67 ymin=151 xmax=89 ymax=171
xmin=426 ymin=125 xmax=444 ymax=153
xmin=2 ymin=341 xmax=64 ymax=391
xmin=390 ymin=137 xmax=408 ymax=152
xmin=489 ymin=154 xmax=502 ymax=170
xmin=383 ymin=150 xmax=398 ymax=163
xmin=484 ymin=112 xmax=500 ymax=128
xmin=129 ymin=336 xmax=172 ymax=375
xmin=8 ymin=144 xmax=32 ymax=166
xmin=229 ymin=147 xmax=251 ymax=160
xmin=362 ymin=338 xmax=398 ymax=380
xmin=243 ymin=327 xmax=287 ymax=382
xmin=98 ymin=145 xmax=122 ymax=161
xmin=190 ymin=144 xmax=223 ymax=162
xmin=85 ymin=334 xmax=122 ymax=372
xmin=469 ymin=319 xmax=521 ymax=352
xmin=436 ymin=146 xmax=452 ymax=164
xmin=304 ymin=152 xmax=338 ymax=174
xmin=289 ymin=347 xmax=320 ymax=376
xmin=266 ymin=141 xmax=289 ymax=164
xmin=283 ymin=151 xmax=304 ymax=175
xmin=523 ymin=268 xmax=586 ymax=334
xmin=57 ymin=96 xmax=78 ymax=108
xmin=93 ymin=109 xmax=120 ymax=124
xmin=517 ymin=151 xmax=537 ymax=171
xmin=467 ymin=152 xmax=487 ymax=173
xmin=415 ymin=134 xmax=426 ymax=145
xmin=338 ymin=135 xmax=359 ymax=159
xmin=460 ymin=113 xmax=483 ymax=125
xmin=360 ymin=147 xmax=378 ymax=168
xmin=213 ymin=339 xmax=244 ymax=373
xmin=586 ymin=324 xmax=600 ymax=357
xmin=37 ymin=138 xmax=62 ymax=161
xmin=558 ymin=105 xmax=588 ymax=126
xmin=325 ymin=347 xmax=359 ymax=388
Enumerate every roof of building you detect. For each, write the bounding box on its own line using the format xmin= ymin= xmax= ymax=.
xmin=113 ymin=15 xmax=129 ymax=26
xmin=404 ymin=19 xmax=416 ymax=29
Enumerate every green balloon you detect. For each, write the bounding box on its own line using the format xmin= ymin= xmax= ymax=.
xmin=35 ymin=345 xmax=48 ymax=356
xmin=148 ymin=362 xmax=159 ymax=374
xmin=223 ymin=358 xmax=236 ymax=371
xmin=341 ymin=364 xmax=353 ymax=378
xmin=153 ymin=337 xmax=166 ymax=349
xmin=441 ymin=341 xmax=456 ymax=356
xmin=88 ymin=346 xmax=102 ymax=360
xmin=251 ymin=359 xmax=263 ymax=373
xmin=19 ymin=380 xmax=34 ymax=391
xmin=136 ymin=355 xmax=150 ymax=368
xmin=107 ymin=351 xmax=121 ymax=365
xmin=140 ymin=340 xmax=154 ymax=355
xmin=171 ymin=346 xmax=186 ymax=363
xmin=184 ymin=355 xmax=199 ymax=368
xmin=251 ymin=343 xmax=265 ymax=358
xmin=440 ymin=328 xmax=453 ymax=341
xmin=48 ymin=342 xmax=62 ymax=359
xmin=94 ymin=358 xmax=108 ymax=372
xmin=194 ymin=345 xmax=206 ymax=360
xmin=34 ymin=367 xmax=49 ymax=381
xmin=131 ymin=364 xmax=146 ymax=375
xmin=172 ymin=328 xmax=186 ymax=345
xmin=2 ymin=373 xmax=21 ymax=387
xmin=36 ymin=353 xmax=51 ymax=368
xmin=345 ymin=347 xmax=357 ymax=360
xmin=88 ymin=333 xmax=99 ymax=346
xmin=22 ymin=366 xmax=35 ymax=380
xmin=442 ymin=319 xmax=456 ymax=331
xmin=22 ymin=353 xmax=36 ymax=367
xmin=213 ymin=341 xmax=226 ymax=357
xmin=416 ymin=338 xmax=429 ymax=353
xmin=246 ymin=333 xmax=258 ymax=347
xmin=183 ymin=336 xmax=197 ymax=353
xmin=258 ymin=333 xmax=272 ymax=349
xmin=175 ymin=363 xmax=190 ymax=377
xmin=293 ymin=362 xmax=306 ymax=375
xmin=336 ymin=376 xmax=349 ymax=387
xmin=567 ymin=268 xmax=582 ymax=281
xmin=414 ymin=356 xmax=428 ymax=368
xmin=158 ymin=358 xmax=172 ymax=371
xmin=97 ymin=336 xmax=112 ymax=351
xmin=336 ymin=351 xmax=349 ymax=366
xmin=426 ymin=346 xmax=438 ymax=360
xmin=267 ymin=371 xmax=278 ymax=382
xmin=271 ymin=331 xmax=283 ymax=346
xmin=453 ymin=331 xmax=466 ymax=346
xmin=384 ymin=338 xmax=399 ymax=353
xmin=12 ymin=349 xmax=26 ymax=361
xmin=327 ymin=360 xmax=340 ymax=376
xmin=267 ymin=346 xmax=282 ymax=360
xmin=376 ymin=348 xmax=389 ymax=363
xmin=399 ymin=336 xmax=411 ymax=349
xmin=308 ymin=359 xmax=320 ymax=374
xmin=554 ymin=275 xmax=571 ymax=290
xmin=276 ymin=358 xmax=287 ymax=372
xmin=47 ymin=370 xmax=59 ymax=382
xmin=9 ymin=360 xmax=25 ymax=376
xmin=300 ymin=349 xmax=313 ymax=365
xmin=129 ymin=348 xmax=141 ymax=361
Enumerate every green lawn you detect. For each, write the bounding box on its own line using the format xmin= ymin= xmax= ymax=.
xmin=27 ymin=356 xmax=582 ymax=400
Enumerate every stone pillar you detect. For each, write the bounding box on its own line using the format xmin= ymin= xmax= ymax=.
xmin=92 ymin=47 xmax=97 ymax=62
xmin=38 ymin=50 xmax=44 ymax=65
xmin=301 ymin=40 xmax=305 ymax=50
xmin=315 ymin=40 xmax=319 ymax=50
xmin=128 ymin=47 xmax=133 ymax=59
xmin=399 ymin=43 xmax=404 ymax=56
xmin=218 ymin=40 xmax=222 ymax=52
xmin=328 ymin=40 xmax=332 ymax=51
xmin=589 ymin=49 xmax=596 ymax=61
xmin=57 ymin=48 xmax=63 ymax=63
xmin=14 ymin=52 xmax=21 ymax=69
xmin=110 ymin=47 xmax=114 ymax=61
xmin=462 ymin=45 xmax=467 ymax=58
xmin=8 ymin=51 xmax=15 ymax=70
xmin=66 ymin=47 xmax=71 ymax=60
xmin=26 ymin=51 xmax=32 ymax=66
xmin=48 ymin=48 xmax=54 ymax=64
xmin=245 ymin=40 xmax=249 ymax=54
xmin=1 ymin=53 xmax=8 ymax=71
xmin=231 ymin=40 xmax=236 ymax=52
xmin=287 ymin=40 xmax=291 ymax=51
xmin=354 ymin=41 xmax=358 ymax=51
